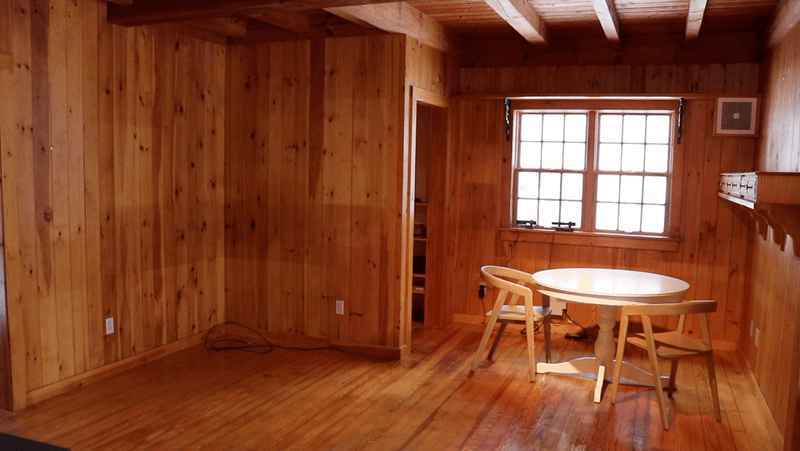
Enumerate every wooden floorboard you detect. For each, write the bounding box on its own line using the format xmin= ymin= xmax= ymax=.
xmin=0 ymin=322 xmax=783 ymax=451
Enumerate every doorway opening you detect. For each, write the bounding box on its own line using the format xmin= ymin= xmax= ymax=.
xmin=406 ymin=87 xmax=449 ymax=340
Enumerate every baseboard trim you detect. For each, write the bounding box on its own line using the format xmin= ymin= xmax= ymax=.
xmin=330 ymin=341 xmax=403 ymax=360
xmin=25 ymin=327 xmax=405 ymax=407
xmin=453 ymin=314 xmax=483 ymax=325
xmin=26 ymin=332 xmax=207 ymax=407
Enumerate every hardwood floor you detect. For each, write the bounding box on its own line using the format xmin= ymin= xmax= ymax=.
xmin=0 ymin=321 xmax=783 ymax=450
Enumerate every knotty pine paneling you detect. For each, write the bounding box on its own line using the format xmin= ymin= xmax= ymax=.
xmin=405 ymin=36 xmax=456 ymax=97
xmin=743 ymin=19 xmax=800 ymax=447
xmin=224 ymin=35 xmax=407 ymax=348
xmin=447 ymin=64 xmax=758 ymax=346
xmin=0 ymin=0 xmax=225 ymax=409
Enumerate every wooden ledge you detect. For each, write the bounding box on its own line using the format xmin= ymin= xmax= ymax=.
xmin=720 ymin=193 xmax=800 ymax=259
xmin=499 ymin=228 xmax=681 ymax=252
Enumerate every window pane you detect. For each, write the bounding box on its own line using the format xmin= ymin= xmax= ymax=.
xmin=621 ymin=144 xmax=645 ymax=172
xmin=645 ymin=144 xmax=669 ymax=173
xmin=540 ymin=172 xmax=561 ymax=199
xmin=520 ymin=114 xmax=542 ymax=141
xmin=642 ymin=205 xmax=666 ymax=233
xmin=596 ymin=203 xmax=618 ymax=230
xmin=643 ymin=176 xmax=667 ymax=204
xmin=564 ymin=114 xmax=587 ymax=142
xmin=540 ymin=200 xmax=560 ymax=228
xmin=597 ymin=174 xmax=620 ymax=202
xmin=561 ymin=201 xmax=582 ymax=227
xmin=562 ymin=173 xmax=583 ymax=200
xmin=518 ymin=172 xmax=539 ymax=199
xmin=599 ymin=114 xmax=622 ymax=142
xmin=646 ymin=115 xmax=671 ymax=144
xmin=542 ymin=142 xmax=563 ymax=169
xmin=517 ymin=199 xmax=538 ymax=222
xmin=598 ymin=143 xmax=622 ymax=171
xmin=542 ymin=114 xmax=564 ymax=141
xmin=519 ymin=142 xmax=542 ymax=169
xmin=620 ymin=175 xmax=643 ymax=203
xmin=619 ymin=204 xmax=642 ymax=232
xmin=623 ymin=115 xmax=646 ymax=143
xmin=563 ymin=143 xmax=586 ymax=170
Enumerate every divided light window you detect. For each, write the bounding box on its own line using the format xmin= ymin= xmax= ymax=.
xmin=512 ymin=100 xmax=678 ymax=236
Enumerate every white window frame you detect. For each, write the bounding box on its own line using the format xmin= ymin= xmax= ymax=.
xmin=510 ymin=98 xmax=681 ymax=238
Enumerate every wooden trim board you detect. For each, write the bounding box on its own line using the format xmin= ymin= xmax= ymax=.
xmin=330 ymin=341 xmax=405 ymax=360
xmin=26 ymin=332 xmax=208 ymax=406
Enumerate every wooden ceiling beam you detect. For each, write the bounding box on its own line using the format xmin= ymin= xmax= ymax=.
xmin=160 ymin=23 xmax=229 ymax=46
xmin=183 ymin=17 xmax=248 ymax=38
xmin=249 ymin=11 xmax=312 ymax=33
xmin=685 ymin=0 xmax=708 ymax=48
xmin=325 ymin=3 xmax=460 ymax=54
xmin=107 ymin=0 xmax=400 ymax=27
xmin=483 ymin=0 xmax=550 ymax=49
xmin=323 ymin=8 xmax=375 ymax=29
xmin=590 ymin=0 xmax=621 ymax=50
xmin=228 ymin=22 xmax=386 ymax=45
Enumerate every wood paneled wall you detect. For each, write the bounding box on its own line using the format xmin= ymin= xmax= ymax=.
xmin=744 ymin=18 xmax=800 ymax=447
xmin=446 ymin=64 xmax=759 ymax=345
xmin=0 ymin=0 xmax=225 ymax=409
xmin=224 ymin=35 xmax=408 ymax=348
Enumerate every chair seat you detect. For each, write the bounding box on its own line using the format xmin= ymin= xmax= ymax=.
xmin=627 ymin=331 xmax=712 ymax=359
xmin=485 ymin=305 xmax=549 ymax=322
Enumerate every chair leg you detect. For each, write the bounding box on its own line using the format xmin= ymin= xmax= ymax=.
xmin=471 ymin=315 xmax=500 ymax=373
xmin=643 ymin=316 xmax=670 ymax=430
xmin=524 ymin=295 xmax=537 ymax=382
xmin=609 ymin=316 xmax=629 ymax=404
xmin=487 ymin=322 xmax=507 ymax=360
xmin=667 ymin=360 xmax=679 ymax=398
xmin=543 ymin=314 xmax=552 ymax=363
xmin=542 ymin=296 xmax=552 ymax=364
xmin=706 ymin=353 xmax=722 ymax=422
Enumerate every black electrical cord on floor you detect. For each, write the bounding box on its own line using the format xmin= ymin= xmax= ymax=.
xmin=204 ymin=322 xmax=345 ymax=355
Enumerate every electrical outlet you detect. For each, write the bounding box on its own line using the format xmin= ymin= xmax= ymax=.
xmin=755 ymin=328 xmax=760 ymax=347
xmin=750 ymin=320 xmax=754 ymax=337
xmin=478 ymin=281 xmax=487 ymax=299
xmin=105 ymin=317 xmax=115 ymax=335
xmin=335 ymin=300 xmax=344 ymax=315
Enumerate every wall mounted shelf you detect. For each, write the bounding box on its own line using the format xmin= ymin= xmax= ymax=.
xmin=718 ymin=172 xmax=800 ymax=258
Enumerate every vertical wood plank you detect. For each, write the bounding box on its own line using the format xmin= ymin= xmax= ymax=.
xmin=81 ymin=0 xmax=103 ymax=372
xmin=65 ymin=0 xmax=87 ymax=375
xmin=150 ymin=27 xmax=167 ymax=347
xmin=254 ymin=43 xmax=270 ymax=330
xmin=137 ymin=26 xmax=155 ymax=351
xmin=307 ymin=39 xmax=325 ymax=338
xmin=31 ymin=0 xmax=58 ymax=386
xmin=49 ymin=0 xmax=76 ymax=380
xmin=224 ymin=45 xmax=244 ymax=325
xmin=213 ymin=43 xmax=226 ymax=327
xmin=265 ymin=43 xmax=282 ymax=331
xmin=97 ymin=0 xmax=118 ymax=364
xmin=172 ymin=34 xmax=189 ymax=339
xmin=161 ymin=30 xmax=178 ymax=344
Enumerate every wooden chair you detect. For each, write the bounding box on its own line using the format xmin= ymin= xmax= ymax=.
xmin=471 ymin=265 xmax=552 ymax=382
xmin=609 ymin=299 xmax=721 ymax=430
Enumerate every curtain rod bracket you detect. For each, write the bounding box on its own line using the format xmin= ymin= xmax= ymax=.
xmin=504 ymin=98 xmax=511 ymax=141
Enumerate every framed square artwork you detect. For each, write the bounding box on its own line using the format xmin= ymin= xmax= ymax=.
xmin=715 ymin=97 xmax=758 ymax=136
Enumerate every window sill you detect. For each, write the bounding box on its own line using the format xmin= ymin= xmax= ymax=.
xmin=499 ymin=228 xmax=681 ymax=252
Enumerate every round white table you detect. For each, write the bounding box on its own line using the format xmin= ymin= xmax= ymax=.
xmin=531 ymin=268 xmax=690 ymax=402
